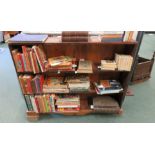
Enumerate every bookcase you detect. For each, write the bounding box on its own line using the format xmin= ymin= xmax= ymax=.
xmin=8 ymin=34 xmax=138 ymax=120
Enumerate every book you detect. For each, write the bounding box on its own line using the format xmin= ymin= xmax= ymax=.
xmin=43 ymin=77 xmax=69 ymax=93
xmin=123 ymin=31 xmax=138 ymax=42
xmin=77 ymin=60 xmax=93 ymax=73
xmin=10 ymin=33 xmax=48 ymax=42
xmin=55 ymin=95 xmax=80 ymax=112
xmin=115 ymin=54 xmax=133 ymax=71
xmin=25 ymin=95 xmax=34 ymax=111
xmin=62 ymin=31 xmax=88 ymax=37
xmin=29 ymin=50 xmax=40 ymax=73
xmin=65 ymin=75 xmax=90 ymax=92
xmin=62 ymin=36 xmax=88 ymax=42
xmin=47 ymin=56 xmax=76 ymax=71
xmin=94 ymin=80 xmax=123 ymax=95
xmin=22 ymin=46 xmax=32 ymax=72
xmin=101 ymin=32 xmax=124 ymax=42
xmin=32 ymin=45 xmax=47 ymax=72
xmin=61 ymin=31 xmax=89 ymax=42
xmin=101 ymin=60 xmax=117 ymax=70
xmin=30 ymin=95 xmax=39 ymax=113
xmin=92 ymin=96 xmax=120 ymax=112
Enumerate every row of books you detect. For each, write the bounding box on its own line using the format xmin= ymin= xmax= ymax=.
xmin=123 ymin=31 xmax=138 ymax=42
xmin=43 ymin=76 xmax=90 ymax=93
xmin=101 ymin=31 xmax=138 ymax=42
xmin=94 ymin=80 xmax=123 ymax=95
xmin=91 ymin=96 xmax=120 ymax=113
xmin=55 ymin=95 xmax=80 ymax=112
xmin=12 ymin=45 xmax=46 ymax=73
xmin=19 ymin=75 xmax=44 ymax=94
xmin=25 ymin=94 xmax=80 ymax=113
xmin=115 ymin=54 xmax=133 ymax=71
xmin=19 ymin=75 xmax=123 ymax=95
xmin=25 ymin=93 xmax=120 ymax=113
xmin=101 ymin=54 xmax=133 ymax=71
xmin=25 ymin=94 xmax=55 ymax=113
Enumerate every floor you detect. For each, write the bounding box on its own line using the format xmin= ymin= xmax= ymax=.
xmin=0 ymin=34 xmax=155 ymax=123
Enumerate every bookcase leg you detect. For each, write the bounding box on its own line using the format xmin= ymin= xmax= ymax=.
xmin=26 ymin=111 xmax=40 ymax=121
xmin=118 ymin=108 xmax=123 ymax=115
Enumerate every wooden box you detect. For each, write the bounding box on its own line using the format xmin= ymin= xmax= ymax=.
xmin=131 ymin=52 xmax=155 ymax=84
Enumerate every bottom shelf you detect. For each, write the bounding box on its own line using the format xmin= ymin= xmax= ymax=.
xmin=26 ymin=100 xmax=123 ymax=120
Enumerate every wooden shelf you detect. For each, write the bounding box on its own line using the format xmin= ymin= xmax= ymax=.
xmin=17 ymin=63 xmax=130 ymax=75
xmin=23 ymin=89 xmax=123 ymax=96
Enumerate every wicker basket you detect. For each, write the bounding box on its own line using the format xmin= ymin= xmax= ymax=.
xmin=131 ymin=52 xmax=155 ymax=84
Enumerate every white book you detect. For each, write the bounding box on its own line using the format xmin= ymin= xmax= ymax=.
xmin=30 ymin=96 xmax=38 ymax=113
xmin=123 ymin=31 xmax=130 ymax=42
xmin=132 ymin=31 xmax=138 ymax=41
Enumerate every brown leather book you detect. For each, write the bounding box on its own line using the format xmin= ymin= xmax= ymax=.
xmin=31 ymin=79 xmax=36 ymax=93
xmin=62 ymin=36 xmax=88 ymax=42
xmin=62 ymin=31 xmax=88 ymax=37
xmin=93 ymin=96 xmax=119 ymax=108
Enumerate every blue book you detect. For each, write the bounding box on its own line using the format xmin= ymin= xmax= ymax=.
xmin=10 ymin=33 xmax=48 ymax=42
xmin=102 ymin=38 xmax=123 ymax=42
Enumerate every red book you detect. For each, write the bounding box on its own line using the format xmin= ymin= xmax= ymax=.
xmin=34 ymin=96 xmax=40 ymax=113
xmin=40 ymin=75 xmax=44 ymax=91
xmin=17 ymin=53 xmax=24 ymax=72
xmin=22 ymin=46 xmax=32 ymax=72
xmin=27 ymin=77 xmax=33 ymax=94
xmin=32 ymin=52 xmax=40 ymax=73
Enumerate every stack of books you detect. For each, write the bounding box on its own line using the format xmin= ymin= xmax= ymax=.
xmin=24 ymin=94 xmax=55 ymax=113
xmin=12 ymin=45 xmax=47 ymax=73
xmin=123 ymin=31 xmax=138 ymax=42
xmin=101 ymin=31 xmax=124 ymax=42
xmin=77 ymin=60 xmax=93 ymax=73
xmin=91 ymin=96 xmax=120 ymax=113
xmin=55 ymin=95 xmax=80 ymax=112
xmin=115 ymin=54 xmax=133 ymax=71
xmin=47 ymin=56 xmax=76 ymax=72
xmin=94 ymin=80 xmax=123 ymax=95
xmin=19 ymin=75 xmax=44 ymax=94
xmin=101 ymin=60 xmax=117 ymax=70
xmin=62 ymin=31 xmax=88 ymax=42
xmin=43 ymin=77 xmax=69 ymax=93
xmin=65 ymin=75 xmax=90 ymax=92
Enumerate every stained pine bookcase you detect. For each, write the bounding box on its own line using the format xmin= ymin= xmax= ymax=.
xmin=8 ymin=37 xmax=138 ymax=120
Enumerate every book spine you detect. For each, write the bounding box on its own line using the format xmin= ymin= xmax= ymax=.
xmin=30 ymin=95 xmax=38 ymax=113
xmin=43 ymin=95 xmax=48 ymax=113
xmin=19 ymin=75 xmax=27 ymax=94
xmin=34 ymin=96 xmax=40 ymax=113
xmin=17 ymin=53 xmax=24 ymax=72
xmin=22 ymin=46 xmax=32 ymax=72
xmin=62 ymin=36 xmax=88 ymax=42
xmin=27 ymin=77 xmax=33 ymax=94
xmin=25 ymin=95 xmax=33 ymax=111
xmin=62 ymin=31 xmax=88 ymax=37
xmin=21 ymin=53 xmax=27 ymax=71
xmin=33 ymin=46 xmax=45 ymax=72
xmin=30 ymin=51 xmax=36 ymax=73
xmin=50 ymin=95 xmax=55 ymax=112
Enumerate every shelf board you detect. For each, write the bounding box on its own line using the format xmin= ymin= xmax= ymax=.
xmin=17 ymin=63 xmax=130 ymax=75
xmin=23 ymin=89 xmax=123 ymax=96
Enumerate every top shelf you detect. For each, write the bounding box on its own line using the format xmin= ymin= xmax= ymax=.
xmin=8 ymin=37 xmax=138 ymax=45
